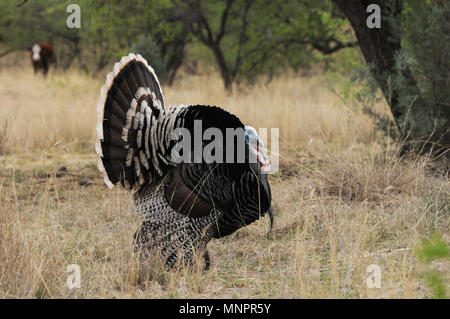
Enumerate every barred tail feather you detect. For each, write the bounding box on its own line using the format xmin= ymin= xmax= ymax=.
xmin=96 ymin=53 xmax=168 ymax=189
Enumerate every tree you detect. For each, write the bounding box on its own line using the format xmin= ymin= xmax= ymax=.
xmin=165 ymin=0 xmax=356 ymax=90
xmin=79 ymin=0 xmax=190 ymax=81
xmin=332 ymin=0 xmax=449 ymax=155
xmin=180 ymin=0 xmax=255 ymax=90
xmin=137 ymin=1 xmax=192 ymax=85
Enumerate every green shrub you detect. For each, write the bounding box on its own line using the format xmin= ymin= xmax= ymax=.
xmin=416 ymin=233 xmax=449 ymax=299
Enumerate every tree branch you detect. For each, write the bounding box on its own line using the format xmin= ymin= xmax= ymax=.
xmin=311 ymin=37 xmax=358 ymax=54
xmin=17 ymin=0 xmax=27 ymax=8
xmin=0 ymin=47 xmax=19 ymax=59
xmin=216 ymin=0 xmax=235 ymax=43
xmin=233 ymin=0 xmax=254 ymax=76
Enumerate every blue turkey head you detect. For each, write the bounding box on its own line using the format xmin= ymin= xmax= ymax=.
xmin=244 ymin=126 xmax=271 ymax=174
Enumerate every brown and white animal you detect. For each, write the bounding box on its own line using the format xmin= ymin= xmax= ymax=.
xmin=29 ymin=42 xmax=54 ymax=76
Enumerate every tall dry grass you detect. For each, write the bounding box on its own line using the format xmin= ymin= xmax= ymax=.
xmin=0 ymin=66 xmax=379 ymax=155
xmin=0 ymin=66 xmax=448 ymax=298
xmin=0 ymin=68 xmax=99 ymax=154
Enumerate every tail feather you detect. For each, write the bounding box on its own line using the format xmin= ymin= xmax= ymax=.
xmin=96 ymin=53 xmax=167 ymax=189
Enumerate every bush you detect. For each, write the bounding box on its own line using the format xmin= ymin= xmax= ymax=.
xmin=416 ymin=233 xmax=449 ymax=299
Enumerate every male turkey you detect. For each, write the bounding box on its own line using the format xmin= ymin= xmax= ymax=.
xmin=96 ymin=53 xmax=272 ymax=269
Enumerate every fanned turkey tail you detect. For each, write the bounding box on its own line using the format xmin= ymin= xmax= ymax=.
xmin=95 ymin=53 xmax=178 ymax=189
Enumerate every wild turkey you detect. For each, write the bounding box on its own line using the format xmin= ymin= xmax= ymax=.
xmin=95 ymin=53 xmax=272 ymax=269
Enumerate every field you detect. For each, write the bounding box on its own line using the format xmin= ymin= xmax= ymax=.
xmin=0 ymin=63 xmax=448 ymax=298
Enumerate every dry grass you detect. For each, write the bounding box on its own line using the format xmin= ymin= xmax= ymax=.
xmin=0 ymin=66 xmax=448 ymax=298
xmin=0 ymin=63 xmax=379 ymax=155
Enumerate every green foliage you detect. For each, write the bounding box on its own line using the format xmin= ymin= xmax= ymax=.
xmin=417 ymin=233 xmax=449 ymax=263
xmin=131 ymin=35 xmax=168 ymax=82
xmin=326 ymin=61 xmax=401 ymax=142
xmin=384 ymin=0 xmax=449 ymax=146
xmin=398 ymin=0 xmax=450 ymax=111
xmin=424 ymin=272 xmax=447 ymax=299
xmin=76 ymin=0 xmax=151 ymax=70
xmin=416 ymin=233 xmax=449 ymax=299
xmin=74 ymin=0 xmax=188 ymax=79
xmin=0 ymin=0 xmax=67 ymax=47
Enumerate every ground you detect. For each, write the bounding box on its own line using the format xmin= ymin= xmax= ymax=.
xmin=0 ymin=65 xmax=448 ymax=298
